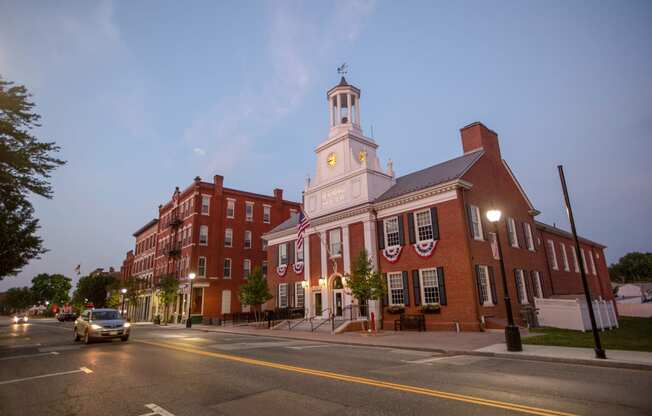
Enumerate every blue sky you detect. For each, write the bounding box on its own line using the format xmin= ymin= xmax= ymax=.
xmin=1 ymin=0 xmax=650 ymax=290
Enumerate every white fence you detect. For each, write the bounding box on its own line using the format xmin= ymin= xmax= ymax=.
xmin=535 ymin=298 xmax=619 ymax=331
xmin=617 ymin=303 xmax=652 ymax=318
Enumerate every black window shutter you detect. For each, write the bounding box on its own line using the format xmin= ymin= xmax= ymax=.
xmin=467 ymin=204 xmax=475 ymax=238
xmin=402 ymin=271 xmax=410 ymax=306
xmin=412 ymin=270 xmax=420 ymax=306
xmin=288 ymin=282 xmax=295 ymax=307
xmin=407 ymin=213 xmax=416 ymax=244
xmin=377 ymin=220 xmax=385 ymax=250
xmin=437 ymin=266 xmax=447 ymax=305
xmin=277 ymin=284 xmax=280 ymax=308
xmin=488 ymin=266 xmax=498 ymax=305
xmin=383 ymin=273 xmax=389 ymax=305
xmin=475 ymin=265 xmax=485 ymax=305
xmin=275 ymin=244 xmax=279 ymax=267
xmin=288 ymin=242 xmax=294 ymax=265
xmin=430 ymin=207 xmax=440 ymax=240
xmin=514 ymin=270 xmax=523 ymax=304
xmin=397 ymin=214 xmax=405 ymax=246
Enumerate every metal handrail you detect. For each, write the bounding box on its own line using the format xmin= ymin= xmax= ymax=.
xmin=309 ymin=308 xmax=332 ymax=331
xmin=288 ymin=316 xmax=308 ymax=330
xmin=311 ymin=313 xmax=334 ymax=332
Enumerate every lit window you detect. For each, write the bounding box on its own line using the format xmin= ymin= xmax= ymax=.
xmin=201 ymin=196 xmax=210 ymax=215
xmin=243 ymin=259 xmax=251 ymax=278
xmin=279 ymin=283 xmax=288 ymax=308
xmin=198 ymin=257 xmax=206 ymax=277
xmin=469 ymin=205 xmax=483 ymax=240
xmin=507 ymin=217 xmax=519 ymax=248
xmin=547 ymin=240 xmax=558 ymax=270
xmin=524 ymin=222 xmax=535 ymax=251
xmin=532 ymin=271 xmax=543 ymax=298
xmin=420 ymin=268 xmax=440 ymax=304
xmin=387 ymin=273 xmax=404 ymax=305
xmin=415 ymin=210 xmax=434 ymax=242
xmin=223 ymin=258 xmax=231 ymax=279
xmin=244 ymin=230 xmax=252 ymax=249
xmin=515 ymin=269 xmax=528 ymax=304
xmin=329 ymin=229 xmax=342 ymax=257
xmin=245 ymin=202 xmax=254 ymax=222
xmin=199 ymin=225 xmax=208 ymax=246
xmin=278 ymin=244 xmax=288 ymax=265
xmin=226 ymin=199 xmax=235 ymax=219
xmin=384 ymin=217 xmax=400 ymax=247
xmin=224 ymin=228 xmax=233 ymax=248
xmin=295 ymin=282 xmax=305 ymax=308
xmin=263 ymin=205 xmax=271 ymax=224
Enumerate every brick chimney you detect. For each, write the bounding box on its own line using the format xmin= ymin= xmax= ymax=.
xmin=460 ymin=122 xmax=501 ymax=159
xmin=213 ymin=175 xmax=224 ymax=193
xmin=273 ymin=188 xmax=283 ymax=201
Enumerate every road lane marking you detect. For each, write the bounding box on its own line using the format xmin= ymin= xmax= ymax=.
xmin=286 ymin=344 xmax=332 ymax=350
xmin=0 ymin=351 xmax=59 ymax=361
xmin=136 ymin=340 xmax=576 ymax=416
xmin=401 ymin=356 xmax=452 ymax=364
xmin=0 ymin=367 xmax=92 ymax=385
xmin=140 ymin=403 xmax=176 ymax=416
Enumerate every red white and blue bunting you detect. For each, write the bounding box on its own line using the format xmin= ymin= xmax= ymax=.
xmin=382 ymin=245 xmax=402 ymax=263
xmin=413 ymin=240 xmax=437 ymax=258
xmin=276 ymin=264 xmax=288 ymax=277
xmin=292 ymin=261 xmax=304 ymax=275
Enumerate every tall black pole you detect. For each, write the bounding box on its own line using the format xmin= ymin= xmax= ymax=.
xmin=186 ymin=280 xmax=193 ymax=328
xmin=558 ymin=165 xmax=606 ymax=359
xmin=493 ymin=221 xmax=522 ymax=351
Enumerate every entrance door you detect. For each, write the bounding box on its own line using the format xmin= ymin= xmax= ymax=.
xmin=333 ymin=290 xmax=344 ymax=317
xmin=314 ymin=293 xmax=322 ymax=316
xmin=221 ymin=290 xmax=231 ymax=315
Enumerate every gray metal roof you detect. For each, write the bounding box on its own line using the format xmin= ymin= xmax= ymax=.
xmin=534 ymin=221 xmax=606 ymax=248
xmin=375 ymin=150 xmax=483 ymax=202
xmin=267 ymin=212 xmax=299 ymax=235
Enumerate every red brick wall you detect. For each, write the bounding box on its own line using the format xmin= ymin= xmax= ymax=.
xmin=348 ymin=222 xmax=365 ymax=266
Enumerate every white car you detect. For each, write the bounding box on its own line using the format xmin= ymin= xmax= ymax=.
xmin=13 ymin=315 xmax=28 ymax=324
xmin=74 ymin=308 xmax=130 ymax=344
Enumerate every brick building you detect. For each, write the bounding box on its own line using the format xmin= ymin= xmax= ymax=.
xmin=121 ymin=175 xmax=300 ymax=323
xmin=263 ymin=77 xmax=613 ymax=331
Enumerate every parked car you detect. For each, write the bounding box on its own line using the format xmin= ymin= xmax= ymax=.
xmin=74 ymin=308 xmax=130 ymax=344
xmin=13 ymin=315 xmax=28 ymax=324
xmin=57 ymin=312 xmax=78 ymax=322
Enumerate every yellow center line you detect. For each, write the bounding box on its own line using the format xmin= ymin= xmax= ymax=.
xmin=136 ymin=339 xmax=578 ymax=416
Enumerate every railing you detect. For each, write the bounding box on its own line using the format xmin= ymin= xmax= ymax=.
xmin=343 ymin=304 xmax=369 ymax=321
xmin=288 ymin=316 xmax=308 ymax=330
xmin=165 ymin=243 xmax=182 ymax=257
xmin=310 ymin=308 xmax=333 ymax=332
xmin=264 ymin=307 xmax=305 ymax=328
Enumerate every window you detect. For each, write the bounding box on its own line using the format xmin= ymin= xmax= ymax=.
xmin=581 ymin=249 xmax=588 ymax=272
xmin=245 ymin=202 xmax=254 ymax=222
xmin=532 ymin=271 xmax=543 ymax=298
xmin=279 ymin=283 xmax=288 ymax=308
xmin=295 ymin=282 xmax=305 ymax=308
xmin=383 ymin=217 xmax=400 ymax=247
xmin=469 ymin=205 xmax=483 ymax=240
xmin=223 ymin=258 xmax=231 ymax=279
xmin=515 ymin=269 xmax=528 ymax=304
xmin=387 ymin=272 xmax=404 ymax=305
xmin=547 ymin=240 xmax=558 ymax=270
xmin=560 ymin=243 xmax=570 ymax=271
xmin=199 ymin=225 xmax=208 ymax=246
xmin=296 ymin=241 xmax=304 ymax=262
xmin=198 ymin=257 xmax=206 ymax=277
xmin=524 ymin=223 xmax=535 ymax=251
xmin=243 ymin=259 xmax=251 ymax=278
xmin=262 ymin=238 xmax=268 ymax=251
xmin=244 ymin=230 xmax=252 ymax=249
xmin=329 ymin=229 xmax=342 ymax=257
xmin=201 ymin=196 xmax=210 ymax=215
xmin=420 ymin=268 xmax=440 ymax=304
xmin=262 ymin=260 xmax=268 ymax=276
xmin=278 ymin=244 xmax=288 ymax=265
xmin=589 ymin=251 xmax=597 ymax=275
xmin=263 ymin=205 xmax=271 ymax=224
xmin=477 ymin=265 xmax=493 ymax=306
xmin=571 ymin=249 xmax=580 ymax=272
xmin=224 ymin=228 xmax=233 ymax=247
xmin=226 ymin=199 xmax=235 ymax=219
xmin=507 ymin=217 xmax=519 ymax=248
xmin=489 ymin=233 xmax=500 ymax=260
xmin=415 ymin=210 xmax=434 ymax=242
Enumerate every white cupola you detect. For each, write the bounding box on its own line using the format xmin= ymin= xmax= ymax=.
xmin=327 ymin=77 xmax=362 ymax=137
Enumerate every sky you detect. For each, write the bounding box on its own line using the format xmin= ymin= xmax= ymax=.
xmin=0 ymin=0 xmax=651 ymax=291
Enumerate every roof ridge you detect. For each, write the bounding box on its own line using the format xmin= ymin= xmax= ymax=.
xmin=395 ymin=148 xmax=484 ymax=180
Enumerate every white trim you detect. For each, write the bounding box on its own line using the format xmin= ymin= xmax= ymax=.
xmin=414 ymin=208 xmax=435 ymax=244
xmin=477 ymin=265 xmax=494 ymax=306
xmin=501 ymin=159 xmax=537 ymax=213
xmin=532 ymin=271 xmax=543 ymax=298
xmin=383 ymin=216 xmax=400 ymax=248
xmin=278 ymin=243 xmax=288 ymax=266
xmin=226 ymin=199 xmax=235 ymax=219
xmin=589 ymin=251 xmax=597 ymax=275
xmin=223 ymin=258 xmax=232 ymax=279
xmin=377 ymin=189 xmax=457 ymax=218
xmin=243 ymin=259 xmax=251 ymax=278
xmin=244 ymin=230 xmax=252 ymax=249
xmin=547 ymin=240 xmax=558 ymax=270
xmin=560 ymin=243 xmax=570 ymax=271
xmin=295 ymin=282 xmax=305 ymax=308
xmin=469 ymin=204 xmax=484 ymax=240
xmin=245 ymin=201 xmax=254 ymax=222
xmin=224 ymin=228 xmax=233 ymax=248
xmin=507 ymin=217 xmax=519 ymax=248
xmin=524 ymin=222 xmax=535 ymax=251
xmin=199 ymin=225 xmax=208 ymax=246
xmin=278 ymin=283 xmax=288 ymax=308
xmin=198 ymin=256 xmax=206 ymax=277
xmin=515 ymin=269 xmax=528 ymax=304
xmin=387 ymin=272 xmax=404 ymax=306
xmin=419 ymin=268 xmax=440 ymax=305
xmin=201 ymin=195 xmax=211 ymax=216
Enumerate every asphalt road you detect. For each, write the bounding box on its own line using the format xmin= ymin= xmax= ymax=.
xmin=0 ymin=318 xmax=650 ymax=416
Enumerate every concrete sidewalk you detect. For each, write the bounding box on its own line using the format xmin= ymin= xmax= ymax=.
xmin=190 ymin=324 xmax=652 ymax=371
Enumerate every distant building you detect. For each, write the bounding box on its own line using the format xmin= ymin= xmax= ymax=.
xmin=615 ymin=283 xmax=652 ymax=304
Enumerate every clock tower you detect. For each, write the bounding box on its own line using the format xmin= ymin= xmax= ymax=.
xmin=304 ymin=77 xmax=395 ymax=218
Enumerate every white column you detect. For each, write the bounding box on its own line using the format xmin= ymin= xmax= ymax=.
xmin=355 ymin=95 xmax=361 ymax=126
xmin=347 ymin=93 xmax=352 ymax=123
xmin=336 ymin=94 xmax=341 ymax=125
xmin=329 ymin=98 xmax=334 ymax=127
xmin=363 ymin=220 xmax=378 ymax=271
xmin=304 ymin=235 xmax=312 ymax=317
xmin=342 ymin=225 xmax=351 ymax=274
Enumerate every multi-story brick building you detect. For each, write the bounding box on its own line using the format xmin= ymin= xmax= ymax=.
xmin=263 ymin=77 xmax=613 ymax=331
xmin=120 ymin=175 xmax=300 ymax=323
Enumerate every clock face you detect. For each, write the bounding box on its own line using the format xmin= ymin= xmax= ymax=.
xmin=327 ymin=152 xmax=336 ymax=167
xmin=358 ymin=150 xmax=366 ymax=162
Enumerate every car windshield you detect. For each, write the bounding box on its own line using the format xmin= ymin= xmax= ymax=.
xmin=91 ymin=311 xmax=120 ymax=320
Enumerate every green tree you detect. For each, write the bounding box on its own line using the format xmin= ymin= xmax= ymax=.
xmin=71 ymin=270 xmax=117 ymax=309
xmin=0 ymin=76 xmax=66 ymax=278
xmin=4 ymin=287 xmax=34 ymax=311
xmin=30 ymin=273 xmax=71 ymax=305
xmin=238 ymin=267 xmax=272 ymax=322
xmin=347 ymin=249 xmax=386 ymax=309
xmin=157 ymin=274 xmax=178 ymax=325
xmin=609 ymin=252 xmax=652 ymax=283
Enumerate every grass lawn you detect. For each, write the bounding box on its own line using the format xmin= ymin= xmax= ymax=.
xmin=524 ymin=316 xmax=652 ymax=352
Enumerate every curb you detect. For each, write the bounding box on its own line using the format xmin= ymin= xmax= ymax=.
xmin=192 ymin=325 xmax=652 ymax=372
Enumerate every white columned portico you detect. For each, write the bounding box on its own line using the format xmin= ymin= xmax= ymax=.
xmin=342 ymin=225 xmax=351 ymax=274
xmin=303 ymin=235 xmax=312 ymax=317
xmin=320 ymin=230 xmax=329 ymax=318
xmin=363 ymin=220 xmax=378 ymax=270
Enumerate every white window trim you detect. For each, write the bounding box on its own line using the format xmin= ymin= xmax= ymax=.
xmin=419 ymin=268 xmax=440 ymax=305
xmin=547 ymin=240 xmax=558 ymax=270
xmin=589 ymin=251 xmax=597 ymax=275
xmin=263 ymin=204 xmax=271 ymax=224
xmin=278 ymin=283 xmax=288 ymax=308
xmin=278 ymin=244 xmax=288 ymax=265
xmin=581 ymin=249 xmax=588 ymax=272
xmin=226 ymin=198 xmax=236 ymax=219
xmin=245 ymin=201 xmax=254 ymax=222
xmin=571 ymin=249 xmax=580 ymax=272
xmin=199 ymin=225 xmax=209 ymax=246
xmin=296 ymin=240 xmax=304 ymax=262
xmin=507 ymin=217 xmax=519 ymax=248
xmin=516 ymin=269 xmax=528 ymax=304
xmin=295 ymin=282 xmax=305 ymax=308
xmin=201 ymin=195 xmax=211 ymax=216
xmin=477 ymin=265 xmax=494 ymax=306
xmin=223 ymin=258 xmax=232 ymax=279
xmin=560 ymin=243 xmax=570 ymax=271
xmin=414 ymin=209 xmax=434 ymax=244
xmin=224 ymin=228 xmax=233 ymax=248
xmin=524 ymin=222 xmax=535 ymax=251
xmin=243 ymin=259 xmax=251 ymax=278
xmin=387 ymin=272 xmax=404 ymax=306
xmin=470 ymin=205 xmax=484 ymax=240
xmin=329 ymin=228 xmax=342 ymax=258
xmin=244 ymin=230 xmax=252 ymax=249
xmin=383 ymin=216 xmax=400 ymax=248
xmin=532 ymin=271 xmax=543 ymax=298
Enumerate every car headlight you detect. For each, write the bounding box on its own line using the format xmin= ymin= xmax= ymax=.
xmin=23 ymin=317 xmax=28 ymax=322
xmin=123 ymin=322 xmax=131 ymax=328
xmin=13 ymin=316 xmax=18 ymax=322
xmin=90 ymin=324 xmax=103 ymax=330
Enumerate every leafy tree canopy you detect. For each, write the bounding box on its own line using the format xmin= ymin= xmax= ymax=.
xmin=609 ymin=252 xmax=652 ymax=283
xmin=71 ymin=270 xmax=117 ymax=309
xmin=239 ymin=267 xmax=272 ymax=320
xmin=347 ymin=249 xmax=386 ymax=304
xmin=30 ymin=273 xmax=71 ymax=305
xmin=4 ymin=286 xmax=34 ymax=311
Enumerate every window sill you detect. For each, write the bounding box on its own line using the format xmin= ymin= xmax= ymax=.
xmin=329 ymin=255 xmax=342 ymax=259
xmin=415 ymin=239 xmax=434 ymax=245
xmin=482 ymin=302 xmax=495 ymax=307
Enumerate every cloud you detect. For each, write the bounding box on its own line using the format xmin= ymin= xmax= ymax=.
xmin=183 ymin=0 xmax=376 ymax=176
xmin=193 ymin=147 xmax=206 ymax=156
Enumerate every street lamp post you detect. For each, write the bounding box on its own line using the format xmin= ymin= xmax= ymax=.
xmin=120 ymin=288 xmax=127 ymax=318
xmin=186 ymin=273 xmax=196 ymax=328
xmin=486 ymin=209 xmax=523 ymax=352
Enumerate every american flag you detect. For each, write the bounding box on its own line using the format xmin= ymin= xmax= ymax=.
xmin=296 ymin=210 xmax=310 ymax=250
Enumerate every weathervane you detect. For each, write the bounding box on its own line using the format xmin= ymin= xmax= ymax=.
xmin=337 ymin=63 xmax=348 ymax=76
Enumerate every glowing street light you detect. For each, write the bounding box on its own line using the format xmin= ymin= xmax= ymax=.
xmin=486 ymin=208 xmax=522 ymax=352
xmin=186 ymin=273 xmax=196 ymax=328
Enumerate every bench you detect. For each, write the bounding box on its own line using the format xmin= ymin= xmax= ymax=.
xmin=394 ymin=314 xmax=426 ymax=332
